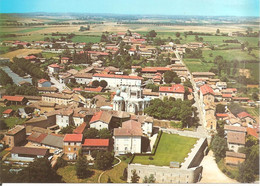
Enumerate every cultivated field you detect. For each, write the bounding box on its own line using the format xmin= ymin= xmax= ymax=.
xmin=132 ymin=133 xmax=198 ymax=166
xmin=0 ymin=49 xmax=42 ymax=60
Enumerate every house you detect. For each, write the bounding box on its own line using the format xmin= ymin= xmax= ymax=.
xmin=227 ymin=132 xmax=245 ymax=152
xmin=61 ymin=57 xmax=70 ymax=64
xmin=56 ymin=109 xmax=74 ymax=128
xmin=4 ymin=125 xmax=26 ymax=147
xmin=74 ymin=73 xmax=93 ymax=85
xmin=199 ymin=84 xmax=215 ymax=104
xmin=216 ymin=82 xmax=227 ymax=90
xmin=2 ymin=95 xmax=28 ymax=105
xmin=84 ymin=86 xmax=103 ymax=93
xmin=82 ymin=139 xmax=110 ymax=155
xmin=232 ymin=97 xmax=249 ymax=103
xmin=10 ymin=146 xmax=49 ymax=162
xmin=63 ymin=134 xmax=83 ymax=160
xmin=89 ymin=111 xmax=112 ymax=130
xmin=247 ymin=127 xmax=258 ymax=138
xmin=37 ymin=87 xmax=58 ymax=94
xmin=136 ymin=115 xmax=154 ymax=137
xmin=237 ymin=112 xmax=256 ymax=125
xmin=73 ymin=122 xmax=87 ymax=134
xmin=48 ymin=64 xmax=61 ymax=74
xmin=216 ymin=113 xmax=229 ymax=120
xmin=225 ymin=151 xmax=246 ymax=166
xmin=27 ymin=132 xmax=63 ymax=149
xmin=224 ymin=125 xmax=247 ymax=133
xmin=38 ymin=79 xmax=51 ymax=87
xmin=2 ymin=109 xmax=14 ymax=118
xmin=93 ymin=73 xmax=143 ymax=88
xmin=42 ymin=93 xmax=73 ymax=105
xmin=222 ymin=94 xmax=232 ymax=102
xmin=114 ymin=120 xmax=142 ymax=155
xmin=192 ymin=72 xmax=215 ymax=79
xmin=159 ymin=84 xmax=185 ymax=100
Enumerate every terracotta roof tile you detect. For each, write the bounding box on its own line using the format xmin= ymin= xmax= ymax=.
xmin=2 ymin=95 xmax=25 ymax=102
xmin=3 ymin=109 xmax=13 ymax=114
xmin=114 ymin=120 xmax=142 ymax=136
xmin=11 ymin=146 xmax=48 ymax=156
xmin=63 ymin=134 xmax=83 ymax=142
xmin=90 ymin=111 xmax=112 ymax=124
xmin=159 ymin=84 xmax=185 ymax=93
xmin=26 ymin=132 xmax=47 ymax=143
xmin=200 ymin=84 xmax=214 ymax=95
xmin=227 ymin=132 xmax=245 ymax=145
xmin=237 ymin=112 xmax=254 ymax=119
xmin=93 ymin=73 xmax=143 ymax=80
xmin=82 ymin=139 xmax=109 ymax=147
xmin=247 ymin=127 xmax=258 ymax=138
xmin=73 ymin=122 xmax=87 ymax=134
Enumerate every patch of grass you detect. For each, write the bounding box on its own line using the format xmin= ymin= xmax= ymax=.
xmin=71 ymin=65 xmax=85 ymax=71
xmin=0 ymin=46 xmax=10 ymax=54
xmin=71 ymin=35 xmax=100 ymax=43
xmin=57 ymin=165 xmax=102 ymax=183
xmin=100 ymin=161 xmax=128 ymax=183
xmin=234 ymin=36 xmax=260 ymax=48
xmin=0 ymin=150 xmax=9 ymax=158
xmin=183 ymin=58 xmax=214 ymax=72
xmin=132 ymin=133 xmax=198 ymax=166
xmin=0 ymin=105 xmax=24 ymax=117
xmin=4 ymin=117 xmax=27 ymax=128
xmin=42 ymin=52 xmax=60 ymax=59
xmin=217 ymin=159 xmax=239 ymax=180
xmin=16 ymin=27 xmax=47 ymax=33
xmin=246 ymin=107 xmax=259 ymax=117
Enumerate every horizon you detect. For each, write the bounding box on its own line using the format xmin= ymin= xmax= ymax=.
xmin=0 ymin=0 xmax=259 ymax=17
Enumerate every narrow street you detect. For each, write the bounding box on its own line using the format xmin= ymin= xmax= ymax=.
xmin=50 ymin=75 xmax=69 ymax=92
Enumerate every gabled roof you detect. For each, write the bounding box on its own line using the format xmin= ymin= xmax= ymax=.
xmin=114 ymin=120 xmax=142 ymax=136
xmin=11 ymin=146 xmax=48 ymax=156
xmin=200 ymin=84 xmax=214 ymax=95
xmin=227 ymin=132 xmax=245 ymax=145
xmin=73 ymin=122 xmax=87 ymax=134
xmin=247 ymin=127 xmax=258 ymax=138
xmin=159 ymin=84 xmax=185 ymax=94
xmin=38 ymin=79 xmax=49 ymax=84
xmin=64 ymin=134 xmax=83 ymax=142
xmin=90 ymin=111 xmax=112 ymax=124
xmin=226 ymin=151 xmax=246 ymax=159
xmin=26 ymin=132 xmax=48 ymax=143
xmin=82 ymin=139 xmax=109 ymax=147
xmin=48 ymin=64 xmax=61 ymax=68
xmin=237 ymin=112 xmax=254 ymax=119
xmin=2 ymin=95 xmax=25 ymax=102
xmin=3 ymin=109 xmax=13 ymax=114
xmin=216 ymin=113 xmax=228 ymax=118
xmin=224 ymin=125 xmax=246 ymax=132
xmin=222 ymin=94 xmax=232 ymax=98
xmin=41 ymin=134 xmax=64 ymax=148
xmin=6 ymin=125 xmax=25 ymax=135
xmin=84 ymin=86 xmax=103 ymax=92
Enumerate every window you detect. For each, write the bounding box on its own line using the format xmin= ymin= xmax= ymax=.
xmin=68 ymin=147 xmax=71 ymax=151
xmin=74 ymin=148 xmax=77 ymax=151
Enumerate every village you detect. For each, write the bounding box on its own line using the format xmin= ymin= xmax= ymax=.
xmin=0 ymin=24 xmax=259 ymax=183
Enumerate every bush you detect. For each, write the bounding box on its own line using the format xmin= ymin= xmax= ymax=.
xmin=148 ymin=156 xmax=153 ymax=160
xmin=122 ymin=157 xmax=126 ymax=161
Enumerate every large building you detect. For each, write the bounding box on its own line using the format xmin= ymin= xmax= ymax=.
xmin=113 ymin=120 xmax=142 ymax=155
xmin=112 ymin=86 xmax=151 ymax=114
xmin=92 ymin=73 xmax=143 ymax=88
xmin=159 ymin=84 xmax=185 ymax=100
xmin=4 ymin=125 xmax=26 ymax=147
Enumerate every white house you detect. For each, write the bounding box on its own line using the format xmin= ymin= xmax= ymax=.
xmin=74 ymin=73 xmax=93 ymax=85
xmin=56 ymin=109 xmax=74 ymax=128
xmin=114 ymin=120 xmax=142 ymax=155
xmin=139 ymin=116 xmax=154 ymax=137
xmin=89 ymin=111 xmax=112 ymax=130
xmin=92 ymin=73 xmax=143 ymax=88
xmin=48 ymin=64 xmax=61 ymax=74
xmin=216 ymin=82 xmax=227 ymax=90
xmin=10 ymin=147 xmax=49 ymax=162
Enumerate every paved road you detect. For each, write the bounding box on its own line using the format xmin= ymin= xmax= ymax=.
xmin=50 ymin=76 xmax=68 ymax=92
xmin=199 ymin=150 xmax=238 ymax=183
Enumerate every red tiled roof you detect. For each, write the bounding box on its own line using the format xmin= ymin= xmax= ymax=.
xmin=247 ymin=127 xmax=258 ymax=138
xmin=73 ymin=122 xmax=87 ymax=134
xmin=24 ymin=55 xmax=36 ymax=60
xmin=216 ymin=113 xmax=228 ymax=117
xmin=11 ymin=146 xmax=48 ymax=156
xmin=2 ymin=95 xmax=25 ymax=102
xmin=222 ymin=94 xmax=232 ymax=98
xmin=3 ymin=109 xmax=13 ymax=114
xmin=132 ymin=66 xmax=141 ymax=69
xmin=200 ymin=84 xmax=214 ymax=95
xmin=84 ymin=86 xmax=103 ymax=92
xmin=93 ymin=73 xmax=143 ymax=80
xmin=49 ymin=64 xmax=61 ymax=68
xmin=82 ymin=139 xmax=109 ymax=147
xmin=141 ymin=67 xmax=171 ymax=73
xmin=26 ymin=132 xmax=47 ymax=143
xmin=73 ymin=88 xmax=83 ymax=91
xmin=237 ymin=112 xmax=254 ymax=119
xmin=38 ymin=79 xmax=48 ymax=84
xmin=63 ymin=134 xmax=83 ymax=142
xmin=159 ymin=84 xmax=185 ymax=94
xmin=61 ymin=57 xmax=69 ymax=60
xmin=226 ymin=88 xmax=237 ymax=92
xmin=114 ymin=120 xmax=143 ymax=136
xmin=227 ymin=132 xmax=245 ymax=145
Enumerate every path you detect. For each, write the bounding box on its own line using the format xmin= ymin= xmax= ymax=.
xmin=98 ymin=156 xmax=121 ymax=183
xmin=199 ymin=150 xmax=238 ymax=183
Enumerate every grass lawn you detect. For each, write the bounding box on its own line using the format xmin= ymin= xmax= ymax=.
xmin=4 ymin=117 xmax=27 ymax=128
xmin=16 ymin=27 xmax=47 ymax=33
xmin=70 ymin=65 xmax=86 ymax=71
xmin=57 ymin=165 xmax=102 ymax=183
xmin=234 ymin=36 xmax=260 ymax=48
xmin=71 ymin=35 xmax=101 ymax=43
xmin=0 ymin=150 xmax=9 ymax=158
xmin=245 ymin=107 xmax=259 ymax=118
xmin=42 ymin=52 xmax=60 ymax=59
xmin=217 ymin=159 xmax=239 ymax=180
xmin=202 ymin=49 xmax=257 ymax=62
xmin=132 ymin=133 xmax=198 ymax=166
xmin=0 ymin=105 xmax=24 ymax=116
xmin=242 ymin=62 xmax=259 ymax=81
xmin=183 ymin=58 xmax=214 ymax=72
xmin=0 ymin=46 xmax=10 ymax=54
xmin=100 ymin=161 xmax=128 ymax=183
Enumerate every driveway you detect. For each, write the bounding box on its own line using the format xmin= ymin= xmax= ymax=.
xmin=199 ymin=150 xmax=238 ymax=183
xmin=50 ymin=76 xmax=67 ymax=92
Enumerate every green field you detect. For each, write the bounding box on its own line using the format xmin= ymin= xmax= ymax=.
xmin=16 ymin=27 xmax=47 ymax=33
xmin=71 ymin=35 xmax=101 ymax=43
xmin=183 ymin=58 xmax=214 ymax=72
xmin=202 ymin=49 xmax=257 ymax=62
xmin=57 ymin=165 xmax=102 ymax=183
xmin=246 ymin=107 xmax=259 ymax=118
xmin=100 ymin=161 xmax=128 ymax=183
xmin=234 ymin=36 xmax=260 ymax=47
xmin=0 ymin=46 xmax=10 ymax=54
xmin=132 ymin=133 xmax=198 ymax=166
xmin=42 ymin=52 xmax=60 ymax=59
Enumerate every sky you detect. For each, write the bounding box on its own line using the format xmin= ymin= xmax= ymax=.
xmin=0 ymin=0 xmax=259 ymax=17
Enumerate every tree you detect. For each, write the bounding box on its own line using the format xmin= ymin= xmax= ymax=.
xmin=248 ymin=47 xmax=253 ymax=54
xmin=148 ymin=174 xmax=156 ymax=183
xmin=75 ymin=156 xmax=90 ymax=179
xmin=54 ymin=157 xmax=68 ymax=170
xmin=92 ymin=80 xmax=100 ymax=88
xmin=95 ymin=151 xmax=114 ymax=170
xmin=216 ymin=29 xmax=220 ymax=34
xmin=252 ymin=92 xmax=259 ymax=101
xmin=99 ymin=80 xmax=108 ymax=88
xmin=237 ymin=161 xmax=255 ymax=183
xmin=210 ymin=135 xmax=228 ymax=162
xmin=16 ymin=158 xmax=62 ymax=182
xmin=164 ymin=71 xmax=177 ymax=84
xmin=0 ymin=119 xmax=8 ymax=130
xmin=216 ymin=104 xmax=226 ymax=113
xmin=175 ymin=32 xmax=181 ymax=38
xmin=143 ymin=176 xmax=148 ymax=183
xmin=99 ymin=128 xmax=112 ymax=139
xmin=59 ymin=125 xmax=74 ymax=134
xmin=84 ymin=128 xmax=99 ymax=139
xmin=147 ymin=30 xmax=157 ymax=37
xmin=183 ymin=79 xmax=192 ymax=88
xmin=131 ymin=169 xmax=140 ymax=183
xmin=173 ymin=77 xmax=181 ymax=84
